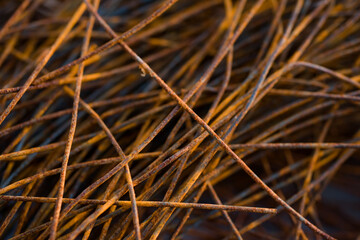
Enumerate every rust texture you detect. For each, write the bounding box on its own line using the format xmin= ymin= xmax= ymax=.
xmin=0 ymin=0 xmax=359 ymax=239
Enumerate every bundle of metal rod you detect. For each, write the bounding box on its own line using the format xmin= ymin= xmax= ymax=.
xmin=0 ymin=0 xmax=359 ymax=239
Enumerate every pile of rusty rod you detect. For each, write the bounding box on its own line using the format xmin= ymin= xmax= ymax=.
xmin=0 ymin=0 xmax=359 ymax=239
